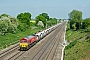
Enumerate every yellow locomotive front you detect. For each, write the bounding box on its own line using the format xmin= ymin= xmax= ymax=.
xmin=20 ymin=43 xmax=28 ymax=50
xmin=20 ymin=38 xmax=28 ymax=50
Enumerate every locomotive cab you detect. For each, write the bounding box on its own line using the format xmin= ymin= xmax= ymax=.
xmin=20 ymin=35 xmax=38 ymax=50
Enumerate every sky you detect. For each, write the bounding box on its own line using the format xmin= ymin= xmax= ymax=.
xmin=0 ymin=0 xmax=90 ymax=19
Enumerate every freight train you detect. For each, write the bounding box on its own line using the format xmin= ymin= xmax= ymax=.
xmin=20 ymin=23 xmax=61 ymax=50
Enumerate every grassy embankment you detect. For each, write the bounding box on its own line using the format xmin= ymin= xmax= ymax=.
xmin=0 ymin=28 xmax=43 ymax=50
xmin=65 ymin=23 xmax=90 ymax=60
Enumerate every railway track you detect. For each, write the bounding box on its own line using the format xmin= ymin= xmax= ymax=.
xmin=0 ymin=42 xmax=34 ymax=60
xmin=0 ymin=43 xmax=20 ymax=60
xmin=6 ymin=51 xmax=25 ymax=60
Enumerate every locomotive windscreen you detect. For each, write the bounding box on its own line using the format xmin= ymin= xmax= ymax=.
xmin=20 ymin=39 xmax=27 ymax=43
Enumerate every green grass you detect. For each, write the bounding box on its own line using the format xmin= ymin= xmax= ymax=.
xmin=0 ymin=28 xmax=43 ymax=50
xmin=65 ymin=39 xmax=90 ymax=60
xmin=65 ymin=29 xmax=90 ymax=60
xmin=66 ymin=29 xmax=86 ymax=42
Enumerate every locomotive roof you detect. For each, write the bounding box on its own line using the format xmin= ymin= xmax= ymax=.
xmin=26 ymin=35 xmax=35 ymax=39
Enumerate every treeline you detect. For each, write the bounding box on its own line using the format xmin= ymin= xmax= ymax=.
xmin=68 ymin=10 xmax=90 ymax=31
xmin=0 ymin=12 xmax=58 ymax=36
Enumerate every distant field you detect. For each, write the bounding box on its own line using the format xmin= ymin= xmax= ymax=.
xmin=0 ymin=28 xmax=42 ymax=50
xmin=30 ymin=20 xmax=36 ymax=23
xmin=65 ymin=29 xmax=90 ymax=60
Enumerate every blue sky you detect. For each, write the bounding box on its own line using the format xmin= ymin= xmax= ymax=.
xmin=0 ymin=0 xmax=90 ymax=19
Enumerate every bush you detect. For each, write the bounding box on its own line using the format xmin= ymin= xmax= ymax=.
xmin=0 ymin=23 xmax=8 ymax=36
xmin=17 ymin=24 xmax=26 ymax=31
xmin=0 ymin=15 xmax=18 ymax=35
xmin=7 ymin=24 xmax=17 ymax=34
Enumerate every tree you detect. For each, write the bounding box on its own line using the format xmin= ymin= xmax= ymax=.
xmin=82 ymin=18 xmax=90 ymax=29
xmin=17 ymin=12 xmax=31 ymax=24
xmin=37 ymin=21 xmax=44 ymax=28
xmin=17 ymin=12 xmax=31 ymax=31
xmin=41 ymin=13 xmax=49 ymax=20
xmin=35 ymin=14 xmax=46 ymax=28
xmin=49 ymin=18 xmax=57 ymax=25
xmin=1 ymin=14 xmax=9 ymax=17
xmin=35 ymin=13 xmax=50 ymax=28
xmin=68 ymin=10 xmax=82 ymax=30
